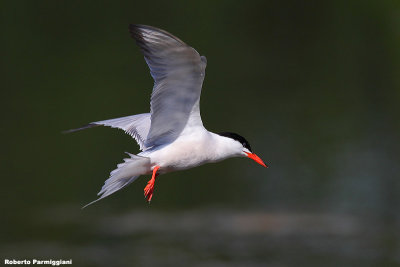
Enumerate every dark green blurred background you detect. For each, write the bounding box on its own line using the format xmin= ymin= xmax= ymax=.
xmin=2 ymin=1 xmax=400 ymax=266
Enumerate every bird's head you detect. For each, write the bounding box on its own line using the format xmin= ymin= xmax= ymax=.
xmin=217 ymin=132 xmax=268 ymax=168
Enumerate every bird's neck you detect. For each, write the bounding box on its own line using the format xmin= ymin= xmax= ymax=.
xmin=207 ymin=133 xmax=241 ymax=162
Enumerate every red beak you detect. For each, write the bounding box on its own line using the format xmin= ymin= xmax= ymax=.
xmin=245 ymin=152 xmax=268 ymax=168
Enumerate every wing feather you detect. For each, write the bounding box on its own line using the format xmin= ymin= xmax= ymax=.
xmin=129 ymin=24 xmax=207 ymax=147
xmin=64 ymin=113 xmax=151 ymax=151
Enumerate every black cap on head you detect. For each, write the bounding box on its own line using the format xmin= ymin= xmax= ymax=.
xmin=217 ymin=132 xmax=252 ymax=152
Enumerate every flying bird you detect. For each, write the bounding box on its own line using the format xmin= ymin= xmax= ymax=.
xmin=67 ymin=25 xmax=267 ymax=207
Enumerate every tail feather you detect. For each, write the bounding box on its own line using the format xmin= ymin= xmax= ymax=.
xmin=82 ymin=153 xmax=151 ymax=208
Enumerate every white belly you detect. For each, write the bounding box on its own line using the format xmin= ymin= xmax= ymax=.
xmin=141 ymin=132 xmax=214 ymax=173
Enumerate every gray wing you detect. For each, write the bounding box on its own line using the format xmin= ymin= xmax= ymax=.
xmin=64 ymin=113 xmax=151 ymax=151
xmin=129 ymin=24 xmax=207 ymax=148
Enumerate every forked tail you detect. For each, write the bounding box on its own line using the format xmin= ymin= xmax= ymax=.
xmin=82 ymin=153 xmax=151 ymax=208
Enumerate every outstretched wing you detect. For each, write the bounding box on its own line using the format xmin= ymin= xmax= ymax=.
xmin=129 ymin=24 xmax=207 ymax=148
xmin=64 ymin=113 xmax=151 ymax=151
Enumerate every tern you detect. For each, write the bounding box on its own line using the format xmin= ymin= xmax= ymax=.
xmin=67 ymin=25 xmax=267 ymax=207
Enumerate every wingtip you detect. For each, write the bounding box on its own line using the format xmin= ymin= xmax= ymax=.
xmin=129 ymin=24 xmax=146 ymax=35
xmin=128 ymin=24 xmax=186 ymax=46
xmin=128 ymin=23 xmax=138 ymax=32
xmin=61 ymin=129 xmax=74 ymax=134
xmin=62 ymin=128 xmax=82 ymax=134
xmin=129 ymin=24 xmax=145 ymax=42
xmin=81 ymin=197 xmax=102 ymax=209
xmin=129 ymin=23 xmax=141 ymax=29
xmin=61 ymin=123 xmax=99 ymax=134
xmin=129 ymin=24 xmax=152 ymax=31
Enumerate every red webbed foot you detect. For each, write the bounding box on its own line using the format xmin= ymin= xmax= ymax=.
xmin=144 ymin=166 xmax=160 ymax=202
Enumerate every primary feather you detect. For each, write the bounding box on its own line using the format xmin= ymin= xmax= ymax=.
xmin=64 ymin=113 xmax=151 ymax=151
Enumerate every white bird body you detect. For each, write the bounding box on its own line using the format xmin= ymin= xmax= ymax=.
xmin=141 ymin=131 xmax=243 ymax=173
xmin=66 ymin=25 xmax=267 ymax=207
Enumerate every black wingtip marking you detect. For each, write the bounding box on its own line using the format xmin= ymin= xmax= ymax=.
xmin=128 ymin=24 xmax=187 ymax=45
xmin=128 ymin=24 xmax=142 ymax=40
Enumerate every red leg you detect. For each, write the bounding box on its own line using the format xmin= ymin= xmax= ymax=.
xmin=144 ymin=166 xmax=160 ymax=202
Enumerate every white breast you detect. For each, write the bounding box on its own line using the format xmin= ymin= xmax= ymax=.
xmin=140 ymin=129 xmax=210 ymax=172
xmin=139 ymin=128 xmax=244 ymax=174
